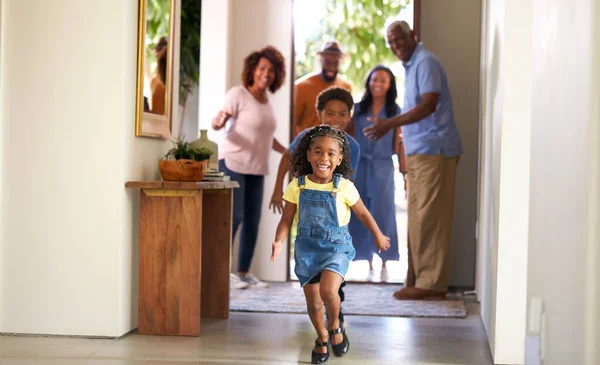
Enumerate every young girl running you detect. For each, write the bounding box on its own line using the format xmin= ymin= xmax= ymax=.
xmin=270 ymin=125 xmax=390 ymax=364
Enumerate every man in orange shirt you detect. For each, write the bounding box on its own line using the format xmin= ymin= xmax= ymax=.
xmin=294 ymin=41 xmax=353 ymax=137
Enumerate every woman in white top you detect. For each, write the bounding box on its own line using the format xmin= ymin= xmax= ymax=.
xmin=212 ymin=45 xmax=286 ymax=289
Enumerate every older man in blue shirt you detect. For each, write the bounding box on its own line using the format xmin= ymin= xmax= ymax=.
xmin=364 ymin=21 xmax=462 ymax=300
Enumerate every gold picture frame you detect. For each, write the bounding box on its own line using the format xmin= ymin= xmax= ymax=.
xmin=135 ymin=0 xmax=176 ymax=139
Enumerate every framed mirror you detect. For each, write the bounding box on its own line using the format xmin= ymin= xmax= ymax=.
xmin=135 ymin=0 xmax=176 ymax=139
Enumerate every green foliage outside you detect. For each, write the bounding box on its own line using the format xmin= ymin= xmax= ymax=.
xmin=145 ymin=0 xmax=170 ymax=78
xmin=145 ymin=0 xmax=201 ymax=107
xmin=297 ymin=0 xmax=410 ymax=94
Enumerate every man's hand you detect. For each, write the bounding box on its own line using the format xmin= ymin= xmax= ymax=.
xmin=271 ymin=240 xmax=284 ymax=262
xmin=363 ymin=115 xmax=392 ymax=140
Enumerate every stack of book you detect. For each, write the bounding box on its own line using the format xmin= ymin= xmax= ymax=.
xmin=202 ymin=171 xmax=230 ymax=182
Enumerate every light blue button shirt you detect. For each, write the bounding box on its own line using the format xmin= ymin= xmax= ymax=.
xmin=401 ymin=43 xmax=463 ymax=157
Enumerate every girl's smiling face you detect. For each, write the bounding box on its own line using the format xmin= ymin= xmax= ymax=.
xmin=307 ymin=136 xmax=343 ymax=183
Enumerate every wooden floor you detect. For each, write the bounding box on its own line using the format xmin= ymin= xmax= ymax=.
xmin=0 ymin=302 xmax=493 ymax=365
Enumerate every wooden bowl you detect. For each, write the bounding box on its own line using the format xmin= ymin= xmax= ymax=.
xmin=158 ymin=159 xmax=208 ymax=182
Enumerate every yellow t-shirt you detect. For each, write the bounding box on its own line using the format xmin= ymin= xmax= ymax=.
xmin=283 ymin=176 xmax=360 ymax=227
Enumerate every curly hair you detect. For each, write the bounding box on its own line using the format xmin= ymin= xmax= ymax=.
xmin=356 ymin=65 xmax=398 ymax=118
xmin=290 ymin=125 xmax=354 ymax=179
xmin=241 ymin=46 xmax=286 ymax=93
xmin=315 ymin=86 xmax=354 ymax=115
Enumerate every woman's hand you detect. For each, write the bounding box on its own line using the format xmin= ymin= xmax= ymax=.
xmin=212 ymin=110 xmax=231 ymax=130
xmin=375 ymin=234 xmax=391 ymax=253
xmin=271 ymin=240 xmax=284 ymax=262
xmin=269 ymin=191 xmax=284 ymax=214
xmin=272 ymin=138 xmax=286 ymax=154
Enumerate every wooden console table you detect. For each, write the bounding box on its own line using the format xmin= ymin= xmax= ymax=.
xmin=125 ymin=180 xmax=239 ymax=336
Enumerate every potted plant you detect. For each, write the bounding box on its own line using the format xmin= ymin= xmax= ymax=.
xmin=159 ymin=138 xmax=213 ymax=181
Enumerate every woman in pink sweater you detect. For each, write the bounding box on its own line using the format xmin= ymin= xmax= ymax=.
xmin=212 ymin=45 xmax=286 ymax=289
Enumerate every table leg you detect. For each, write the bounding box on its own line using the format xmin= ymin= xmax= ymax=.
xmin=138 ymin=190 xmax=202 ymax=336
xmin=201 ymin=189 xmax=233 ymax=319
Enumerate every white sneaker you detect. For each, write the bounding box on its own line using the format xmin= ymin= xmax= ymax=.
xmin=381 ymin=268 xmax=389 ymax=282
xmin=367 ymin=269 xmax=377 ymax=282
xmin=239 ymin=273 xmax=268 ymax=288
xmin=230 ymin=273 xmax=249 ymax=290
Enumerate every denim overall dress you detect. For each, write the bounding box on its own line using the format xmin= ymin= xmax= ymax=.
xmin=294 ymin=174 xmax=356 ymax=286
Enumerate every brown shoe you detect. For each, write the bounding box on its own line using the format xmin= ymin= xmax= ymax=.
xmin=393 ymin=287 xmax=446 ymax=301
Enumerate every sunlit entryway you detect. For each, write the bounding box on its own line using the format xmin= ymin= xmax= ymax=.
xmin=289 ymin=0 xmax=414 ymax=284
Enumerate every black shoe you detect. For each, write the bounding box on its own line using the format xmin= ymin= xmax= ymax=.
xmin=311 ymin=339 xmax=329 ymax=364
xmin=329 ymin=327 xmax=349 ymax=357
xmin=338 ymin=282 xmax=346 ymax=302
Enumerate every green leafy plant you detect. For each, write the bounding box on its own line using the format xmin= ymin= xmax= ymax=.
xmin=163 ymin=138 xmax=212 ymax=161
xmin=297 ymin=0 xmax=410 ymax=90
xmin=145 ymin=0 xmax=201 ymax=107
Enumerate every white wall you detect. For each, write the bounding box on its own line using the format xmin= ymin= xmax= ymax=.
xmin=0 ymin=0 xmax=4 ymax=321
xmin=478 ymin=0 xmax=532 ymax=362
xmin=0 ymin=0 xmax=173 ymax=336
xmin=493 ymin=0 xmax=532 ymax=362
xmin=477 ymin=0 xmax=503 ymax=356
xmin=198 ymin=0 xmax=232 ymax=137
xmin=524 ymin=0 xmax=599 ymax=363
xmin=420 ymin=0 xmax=481 ymax=288
xmin=180 ymin=85 xmax=199 ymax=141
xmin=587 ymin=3 xmax=600 ymax=362
xmin=199 ymin=0 xmax=292 ymax=281
xmin=478 ymin=0 xmax=600 ymax=364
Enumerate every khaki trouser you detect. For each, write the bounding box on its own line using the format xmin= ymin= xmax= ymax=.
xmin=406 ymin=154 xmax=458 ymax=292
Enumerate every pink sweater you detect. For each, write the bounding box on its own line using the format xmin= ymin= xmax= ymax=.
xmin=218 ymin=86 xmax=277 ymax=176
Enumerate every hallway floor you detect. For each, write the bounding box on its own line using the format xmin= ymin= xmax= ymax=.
xmin=0 ymin=303 xmax=492 ymax=365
